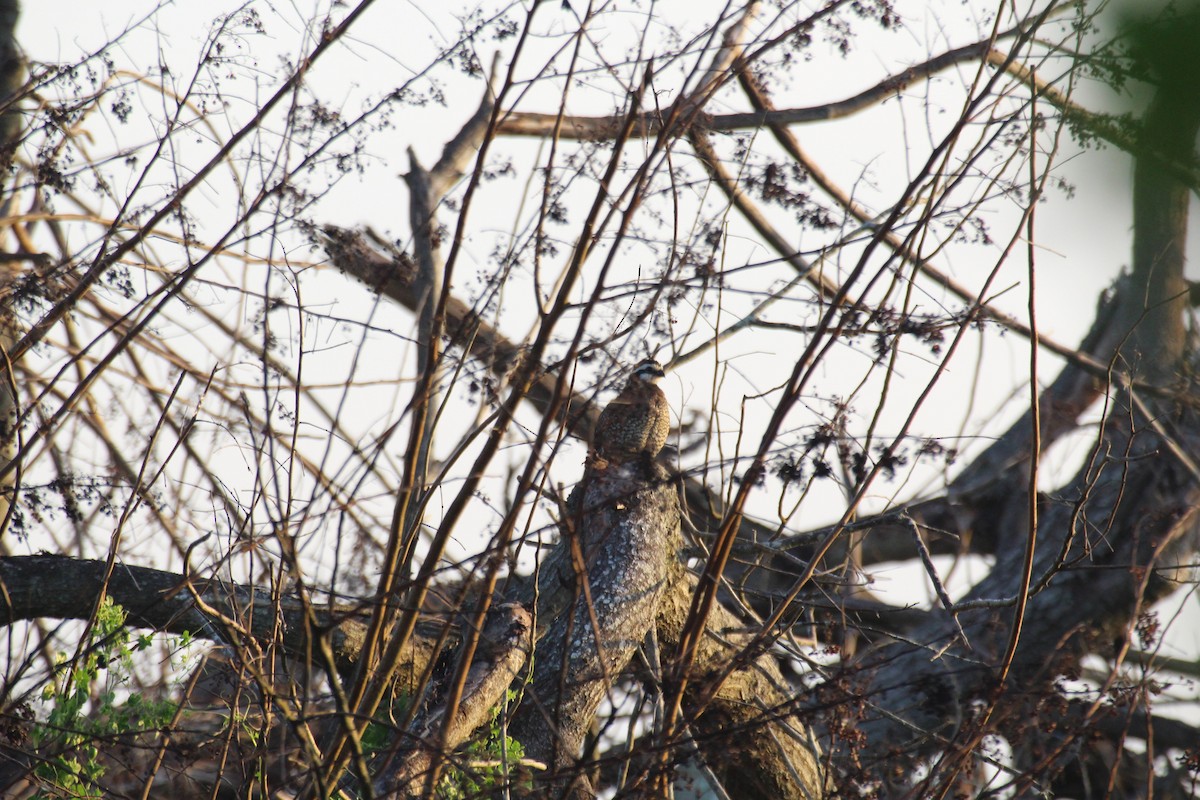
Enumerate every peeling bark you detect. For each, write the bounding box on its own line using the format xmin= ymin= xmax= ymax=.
xmin=511 ymin=462 xmax=682 ymax=798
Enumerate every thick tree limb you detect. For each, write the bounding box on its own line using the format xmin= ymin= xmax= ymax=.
xmin=510 ymin=462 xmax=682 ymax=798
xmin=0 ymin=555 xmax=435 ymax=690
xmin=655 ymin=566 xmax=827 ymax=800
xmin=374 ymin=603 xmax=532 ymax=798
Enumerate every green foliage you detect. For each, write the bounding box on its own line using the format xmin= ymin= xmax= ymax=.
xmin=29 ymin=598 xmax=178 ymax=799
xmin=360 ymin=693 xmax=413 ymax=755
xmin=360 ymin=689 xmax=529 ymax=799
xmin=437 ymin=689 xmax=528 ymax=800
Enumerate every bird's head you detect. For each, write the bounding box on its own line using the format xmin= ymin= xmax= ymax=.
xmin=631 ymin=358 xmax=666 ymax=385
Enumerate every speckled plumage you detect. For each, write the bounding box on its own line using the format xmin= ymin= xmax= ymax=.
xmin=592 ymin=359 xmax=670 ymax=465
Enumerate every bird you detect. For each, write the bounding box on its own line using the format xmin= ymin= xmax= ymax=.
xmin=591 ymin=358 xmax=670 ymax=467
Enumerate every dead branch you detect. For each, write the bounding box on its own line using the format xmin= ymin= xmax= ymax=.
xmin=0 ymin=554 xmax=436 ymax=691
xmin=495 ymin=33 xmax=1013 ymax=140
xmin=374 ymin=603 xmax=532 ymax=798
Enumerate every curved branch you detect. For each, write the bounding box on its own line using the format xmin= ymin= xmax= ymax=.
xmin=496 ymin=33 xmax=1014 ymax=139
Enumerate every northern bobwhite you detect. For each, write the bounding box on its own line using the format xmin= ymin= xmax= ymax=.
xmin=592 ymin=359 xmax=670 ymax=465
